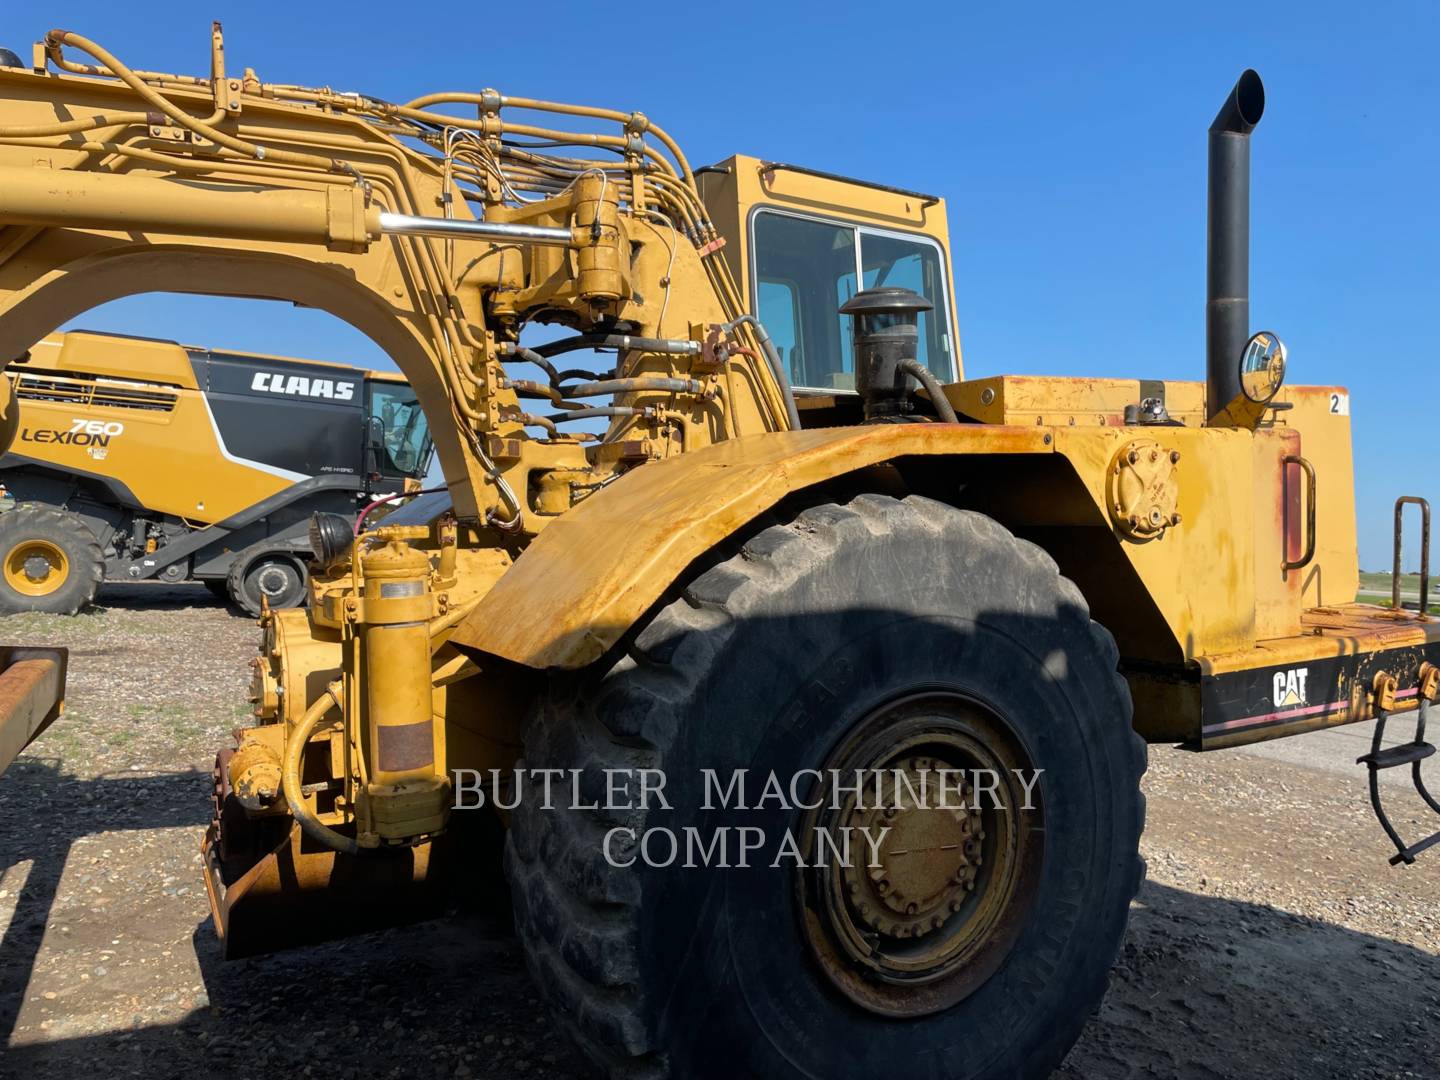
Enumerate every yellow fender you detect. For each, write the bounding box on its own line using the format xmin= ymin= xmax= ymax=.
xmin=451 ymin=425 xmax=1050 ymax=669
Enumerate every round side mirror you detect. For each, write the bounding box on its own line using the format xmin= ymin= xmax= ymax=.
xmin=1239 ymin=330 xmax=1286 ymax=404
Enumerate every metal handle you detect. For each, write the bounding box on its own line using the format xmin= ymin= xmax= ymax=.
xmin=1282 ymin=454 xmax=1316 ymax=572
xmin=1394 ymin=496 xmax=1431 ymax=614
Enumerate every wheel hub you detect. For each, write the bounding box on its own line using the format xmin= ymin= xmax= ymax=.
xmin=4 ymin=539 xmax=69 ymax=596
xmin=798 ymin=692 xmax=1044 ymax=1018
xmin=840 ymin=757 xmax=984 ymax=940
xmin=255 ymin=565 xmax=290 ymax=598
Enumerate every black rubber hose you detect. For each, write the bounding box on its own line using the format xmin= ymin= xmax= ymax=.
xmin=533 ymin=333 xmax=702 ymax=358
xmin=545 ymin=406 xmax=646 ymax=423
xmin=500 ymin=344 xmax=563 ymax=383
xmin=560 ymin=377 xmax=702 ymax=398
xmin=898 ymin=359 xmax=958 ymax=423
xmin=721 ymin=314 xmax=801 ymax=430
xmin=496 ymin=343 xmax=613 ymax=387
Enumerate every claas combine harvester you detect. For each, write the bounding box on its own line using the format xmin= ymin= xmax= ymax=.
xmin=0 ymin=24 xmax=1435 ymax=1079
xmin=0 ymin=329 xmax=435 ymax=615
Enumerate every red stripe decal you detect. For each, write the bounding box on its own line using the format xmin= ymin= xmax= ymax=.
xmin=1204 ymin=699 xmax=1349 ymax=735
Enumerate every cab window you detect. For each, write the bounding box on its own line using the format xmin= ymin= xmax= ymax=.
xmin=752 ymin=209 xmax=955 ymax=392
xmin=367 ymin=383 xmax=434 ymax=478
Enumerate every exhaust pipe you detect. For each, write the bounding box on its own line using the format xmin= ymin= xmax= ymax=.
xmin=1206 ymin=69 xmax=1265 ymax=420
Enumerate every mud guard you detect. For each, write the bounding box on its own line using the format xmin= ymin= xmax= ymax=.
xmin=450 ymin=425 xmax=1050 ymax=670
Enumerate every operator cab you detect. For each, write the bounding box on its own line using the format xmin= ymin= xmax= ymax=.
xmin=697 ymin=155 xmax=961 ymax=396
xmin=364 ymin=377 xmax=434 ymax=490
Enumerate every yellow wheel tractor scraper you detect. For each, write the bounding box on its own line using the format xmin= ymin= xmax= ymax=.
xmin=0 ymin=26 xmax=1435 ymax=1078
xmin=0 ymin=330 xmax=435 ymax=615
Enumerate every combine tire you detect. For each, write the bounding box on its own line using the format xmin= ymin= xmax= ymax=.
xmin=0 ymin=506 xmax=104 ymax=614
xmin=506 ymin=494 xmax=1146 ymax=1079
xmin=226 ymin=551 xmax=306 ymax=616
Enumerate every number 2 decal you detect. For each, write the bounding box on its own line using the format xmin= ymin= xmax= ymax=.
xmin=1329 ymin=393 xmax=1349 ymax=416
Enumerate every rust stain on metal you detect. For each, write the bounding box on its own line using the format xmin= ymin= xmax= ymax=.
xmin=0 ymin=647 xmax=66 ymax=777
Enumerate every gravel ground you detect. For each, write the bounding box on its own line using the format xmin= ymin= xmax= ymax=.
xmin=0 ymin=585 xmax=1436 ymax=1079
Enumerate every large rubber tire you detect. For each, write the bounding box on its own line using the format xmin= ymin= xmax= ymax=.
xmin=0 ymin=505 xmax=104 ymax=614
xmin=225 ymin=551 xmax=307 ymax=616
xmin=506 ymin=493 xmax=1146 ymax=1079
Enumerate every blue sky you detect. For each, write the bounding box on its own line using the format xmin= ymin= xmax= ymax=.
xmin=9 ymin=2 xmax=1436 ymax=569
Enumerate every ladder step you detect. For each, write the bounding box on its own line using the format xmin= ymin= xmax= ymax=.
xmin=1358 ymin=742 xmax=1436 ymax=770
xmin=1390 ymin=830 xmax=1440 ymax=866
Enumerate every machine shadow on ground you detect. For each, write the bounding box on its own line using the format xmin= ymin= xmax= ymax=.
xmin=0 ymin=593 xmax=1435 ymax=1077
xmin=1 ymin=791 xmax=1436 ymax=1080
xmin=0 ymin=759 xmax=211 ymax=1043
xmin=87 ymin=582 xmax=234 ymax=614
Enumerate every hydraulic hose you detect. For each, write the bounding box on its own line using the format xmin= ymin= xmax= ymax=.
xmin=0 ymin=110 xmax=151 ymax=139
xmin=498 ymin=344 xmax=563 ymax=384
xmin=281 ymin=681 xmax=359 ymax=856
xmin=496 ymin=343 xmax=614 ymax=388
xmin=45 ymin=30 xmax=340 ymax=172
xmin=532 ymin=333 xmax=702 ymax=359
xmin=545 ymin=406 xmax=649 ymax=423
xmin=563 ymin=377 xmax=702 ymax=398
xmin=506 ymin=375 xmax=701 ymax=402
xmin=721 ymin=315 xmax=801 ymax=430
xmin=354 ymin=485 xmax=447 ymax=535
xmin=898 ymin=359 xmax=959 ymax=423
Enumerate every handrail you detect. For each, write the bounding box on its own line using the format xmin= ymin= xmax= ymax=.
xmin=1394 ymin=496 xmax=1431 ymax=615
xmin=1282 ymin=455 xmax=1316 ymax=572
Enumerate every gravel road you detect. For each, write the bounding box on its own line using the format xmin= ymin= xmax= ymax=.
xmin=0 ymin=586 xmax=1436 ymax=1079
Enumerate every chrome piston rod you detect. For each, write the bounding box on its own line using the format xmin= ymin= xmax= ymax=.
xmin=377 ymin=211 xmax=573 ymax=246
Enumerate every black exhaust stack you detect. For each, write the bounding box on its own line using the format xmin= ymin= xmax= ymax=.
xmin=1206 ymin=69 xmax=1265 ymax=420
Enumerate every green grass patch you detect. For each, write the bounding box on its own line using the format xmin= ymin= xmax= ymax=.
xmin=1356 ymin=571 xmax=1437 ymax=612
xmin=1358 ymin=570 xmax=1423 ymax=590
xmin=0 ymin=608 xmax=114 ymax=642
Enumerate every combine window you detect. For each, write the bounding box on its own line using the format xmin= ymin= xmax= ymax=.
xmin=751 ymin=209 xmax=955 ymax=392
xmin=367 ymin=383 xmax=434 ymax=479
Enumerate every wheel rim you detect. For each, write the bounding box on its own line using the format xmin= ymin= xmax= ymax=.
xmin=4 ymin=539 xmax=70 ymax=597
xmin=797 ymin=690 xmax=1045 ymax=1018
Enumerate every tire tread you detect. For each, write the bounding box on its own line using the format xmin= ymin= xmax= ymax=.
xmin=507 ymin=494 xmax=1147 ymax=1079
xmin=0 ymin=504 xmax=104 ymax=614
